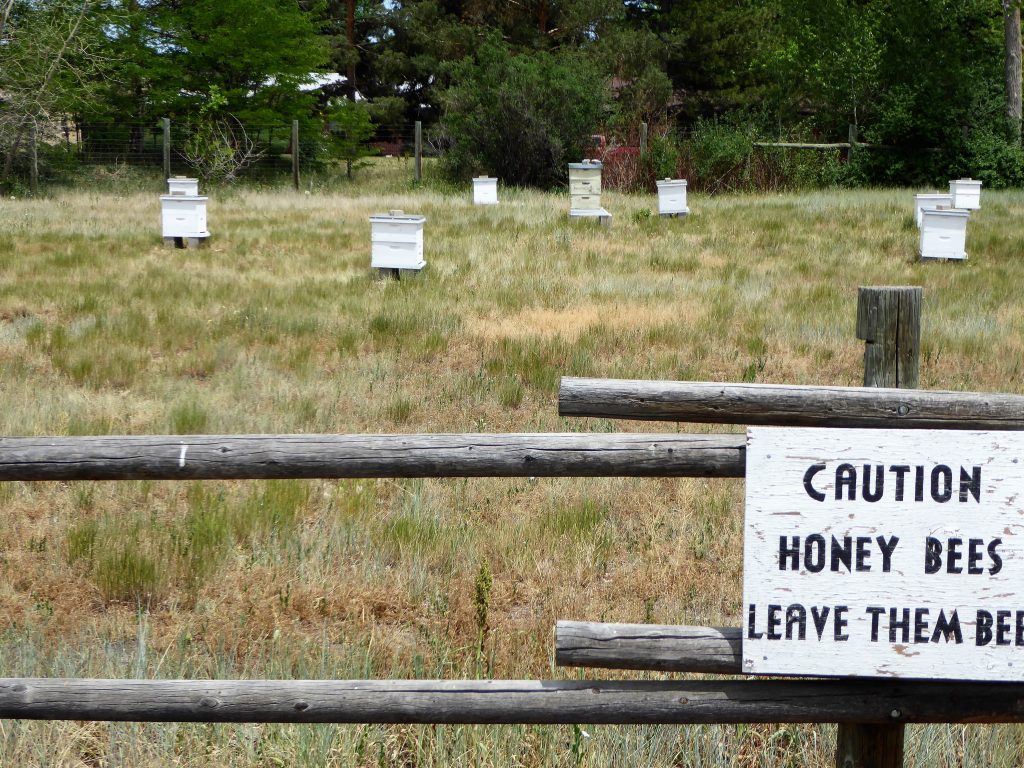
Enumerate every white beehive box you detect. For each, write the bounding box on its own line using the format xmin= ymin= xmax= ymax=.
xmin=920 ymin=207 xmax=968 ymax=260
xmin=568 ymin=160 xmax=602 ymax=210
xmin=950 ymin=178 xmax=982 ymax=210
xmin=167 ymin=176 xmax=199 ymax=196
xmin=473 ymin=176 xmax=498 ymax=205
xmin=369 ymin=210 xmax=426 ymax=270
xmin=160 ymin=195 xmax=209 ymax=238
xmin=656 ymin=178 xmax=689 ymax=216
xmin=914 ymin=193 xmax=953 ymax=227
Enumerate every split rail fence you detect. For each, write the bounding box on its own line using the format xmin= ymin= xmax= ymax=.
xmin=2 ymin=287 xmax=1024 ymax=767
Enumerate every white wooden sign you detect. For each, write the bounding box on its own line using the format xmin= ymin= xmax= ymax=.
xmin=743 ymin=427 xmax=1024 ymax=681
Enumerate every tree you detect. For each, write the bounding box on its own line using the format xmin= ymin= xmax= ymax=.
xmin=1005 ymin=0 xmax=1022 ymax=138
xmin=0 ymin=0 xmax=113 ymax=185
xmin=439 ymin=35 xmax=607 ymax=186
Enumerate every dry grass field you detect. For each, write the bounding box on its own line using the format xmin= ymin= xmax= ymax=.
xmin=1 ymin=159 xmax=1024 ymax=765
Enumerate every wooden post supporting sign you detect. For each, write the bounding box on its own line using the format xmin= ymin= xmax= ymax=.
xmin=837 ymin=286 xmax=922 ymax=768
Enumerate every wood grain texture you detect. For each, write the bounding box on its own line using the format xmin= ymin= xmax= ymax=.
xmin=558 ymin=378 xmax=1024 ymax=429
xmin=856 ymin=286 xmax=921 ymax=389
xmin=743 ymin=428 xmax=1024 ymax=681
xmin=1 ymin=678 xmax=1024 ymax=724
xmin=836 ymin=723 xmax=905 ymax=768
xmin=0 ymin=433 xmax=746 ymax=481
xmin=555 ymin=621 xmax=742 ymax=674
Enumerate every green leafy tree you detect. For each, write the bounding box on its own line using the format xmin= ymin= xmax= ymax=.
xmin=439 ymin=35 xmax=607 ymax=187
xmin=324 ymin=96 xmax=375 ymax=176
xmin=89 ymin=0 xmax=329 ymax=126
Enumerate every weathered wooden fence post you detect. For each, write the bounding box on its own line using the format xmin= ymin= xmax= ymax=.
xmin=836 ymin=286 xmax=922 ymax=768
xmin=856 ymin=286 xmax=922 ymax=388
xmin=414 ymin=120 xmax=422 ymax=182
xmin=29 ymin=123 xmax=39 ymax=196
xmin=162 ymin=118 xmax=171 ymax=179
xmin=640 ymin=121 xmax=648 ymax=162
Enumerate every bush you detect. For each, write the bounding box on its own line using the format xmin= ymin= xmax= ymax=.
xmin=681 ymin=119 xmax=755 ymax=192
xmin=680 ymin=119 xmax=848 ymax=193
xmin=951 ymin=126 xmax=1024 ymax=189
xmin=438 ymin=37 xmax=607 ymax=188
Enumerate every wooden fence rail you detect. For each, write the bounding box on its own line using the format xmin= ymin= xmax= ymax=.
xmin=2 ymin=678 xmax=1023 ymax=725
xmin=559 ymin=378 xmax=1024 ymax=429
xmin=555 ymin=621 xmax=741 ymax=674
xmin=0 ymin=433 xmax=745 ymax=481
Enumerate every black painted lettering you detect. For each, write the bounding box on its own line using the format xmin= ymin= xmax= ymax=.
xmin=946 ymin=537 xmax=963 ymax=574
xmin=804 ymin=534 xmax=825 ymax=573
xmin=785 ymin=604 xmax=807 ymax=640
xmin=810 ymin=606 xmax=830 ymax=640
xmin=889 ymin=607 xmax=910 ymax=643
xmin=915 ymin=465 xmax=924 ymax=501
xmin=914 ymin=608 xmax=930 ymax=643
xmin=834 ymin=606 xmax=849 ymax=641
xmin=830 ymin=536 xmax=852 ymax=572
xmin=890 ymin=465 xmax=910 ymax=501
xmin=747 ymin=604 xmax=763 ymax=639
xmin=925 ymin=537 xmax=942 ymax=574
xmin=959 ymin=466 xmax=981 ymax=503
xmin=968 ymin=539 xmax=984 ymax=574
xmin=998 ymin=610 xmax=1012 ymax=646
xmin=862 ymin=464 xmax=884 ymax=502
xmin=931 ymin=465 xmax=953 ymax=502
xmin=803 ymin=464 xmax=826 ymax=502
xmin=932 ymin=609 xmax=963 ymax=644
xmin=976 ymin=610 xmax=993 ymax=646
xmin=836 ymin=463 xmax=856 ymax=501
xmin=1017 ymin=611 xmax=1024 ymax=646
xmin=876 ymin=536 xmax=899 ymax=572
xmin=779 ymin=536 xmax=800 ymax=571
xmin=767 ymin=605 xmax=782 ymax=640
xmin=855 ymin=536 xmax=871 ymax=571
xmin=989 ymin=539 xmax=1003 ymax=575
xmin=866 ymin=606 xmax=886 ymax=642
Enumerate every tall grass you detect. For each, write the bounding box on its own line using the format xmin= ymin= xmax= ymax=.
xmin=1 ymin=159 xmax=1024 ymax=764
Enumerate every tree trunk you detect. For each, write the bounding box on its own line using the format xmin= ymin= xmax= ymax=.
xmin=1005 ymin=0 xmax=1022 ymax=138
xmin=346 ymin=0 xmax=356 ymax=93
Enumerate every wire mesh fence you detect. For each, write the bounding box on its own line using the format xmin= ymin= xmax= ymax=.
xmin=61 ymin=119 xmax=424 ymax=181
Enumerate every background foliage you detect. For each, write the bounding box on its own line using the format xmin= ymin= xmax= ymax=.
xmin=2 ymin=0 xmax=1023 ymax=189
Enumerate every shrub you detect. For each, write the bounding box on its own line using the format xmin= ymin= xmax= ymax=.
xmin=438 ymin=36 xmax=608 ymax=188
xmin=681 ymin=119 xmax=754 ymax=192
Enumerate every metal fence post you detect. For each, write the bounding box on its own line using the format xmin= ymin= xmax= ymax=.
xmin=414 ymin=120 xmax=422 ymax=182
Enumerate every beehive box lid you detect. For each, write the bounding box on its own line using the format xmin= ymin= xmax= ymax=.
xmin=369 ymin=209 xmax=426 ymax=223
xmin=568 ymin=160 xmax=603 ymax=169
xmin=923 ymin=206 xmax=970 ymax=218
xmin=473 ymin=176 xmax=497 ymax=181
xmin=656 ymin=178 xmax=687 ymax=186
